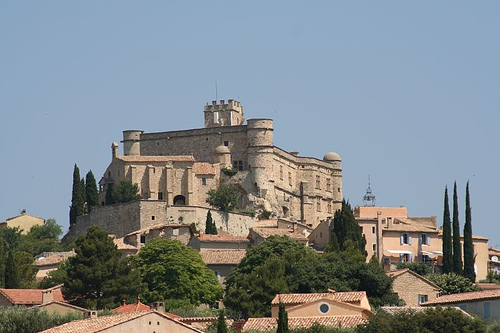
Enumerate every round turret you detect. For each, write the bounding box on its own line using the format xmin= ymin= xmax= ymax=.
xmin=323 ymin=152 xmax=341 ymax=162
xmin=214 ymin=145 xmax=231 ymax=167
xmin=215 ymin=145 xmax=230 ymax=154
xmin=122 ymin=130 xmax=143 ymax=156
xmin=247 ymin=119 xmax=274 ymax=147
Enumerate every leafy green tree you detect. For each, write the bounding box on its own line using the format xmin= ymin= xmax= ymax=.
xmin=463 ymin=181 xmax=475 ymax=283
xmin=18 ymin=219 xmax=63 ymax=255
xmin=64 ymin=226 xmax=143 ymax=309
xmin=0 ymin=227 xmax=22 ymax=251
xmin=85 ymin=170 xmax=99 ymax=211
xmin=357 ymin=306 xmax=485 ymax=333
xmin=426 ymin=273 xmax=480 ymax=295
xmin=395 ymin=262 xmax=431 ymax=276
xmin=452 ymin=182 xmax=463 ymax=274
xmin=70 ymin=164 xmax=86 ymax=225
xmin=39 ymin=260 xmax=70 ymax=289
xmin=16 ymin=251 xmax=38 ymax=288
xmin=112 ymin=180 xmax=142 ymax=203
xmin=216 ymin=310 xmax=229 ymax=333
xmin=5 ymin=250 xmax=20 ymax=288
xmin=442 ymin=186 xmax=453 ymax=274
xmin=205 ymin=210 xmax=218 ymax=235
xmin=134 ymin=238 xmax=222 ymax=309
xmin=327 ymin=200 xmax=367 ymax=257
xmin=277 ymin=302 xmax=289 ymax=333
xmin=0 ymin=306 xmax=82 ymax=333
xmin=206 ymin=183 xmax=239 ymax=212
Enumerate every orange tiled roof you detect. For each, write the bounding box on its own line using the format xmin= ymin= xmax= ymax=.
xmin=0 ymin=288 xmax=65 ymax=305
xmin=271 ymin=292 xmax=366 ymax=305
xmin=40 ymin=310 xmax=202 ymax=333
xmin=117 ymin=155 xmax=195 ymax=162
xmin=114 ymin=299 xmax=151 ymax=313
xmin=34 ymin=251 xmax=75 ymax=267
xmin=113 ymin=237 xmax=138 ymax=251
xmin=383 ymin=218 xmax=439 ymax=233
xmin=251 ymin=227 xmax=308 ymax=241
xmin=201 ymin=249 xmax=246 ymax=265
xmin=422 ymin=289 xmax=500 ymax=306
xmin=242 ymin=316 xmax=367 ymax=331
xmin=193 ymin=163 xmax=216 ymax=175
xmin=198 ymin=231 xmax=249 ymax=243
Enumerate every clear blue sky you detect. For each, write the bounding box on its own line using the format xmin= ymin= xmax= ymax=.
xmin=1 ymin=2 xmax=499 ymax=246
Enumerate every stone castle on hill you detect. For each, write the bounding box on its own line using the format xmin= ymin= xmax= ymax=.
xmin=66 ymin=100 xmax=343 ymax=239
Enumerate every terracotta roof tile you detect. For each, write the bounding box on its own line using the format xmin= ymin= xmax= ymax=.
xmin=271 ymin=292 xmax=366 ymax=305
xmin=384 ymin=218 xmax=439 ymax=233
xmin=422 ymin=289 xmax=500 ymax=306
xmin=40 ymin=310 xmax=203 ymax=333
xmin=0 ymin=288 xmax=65 ymax=305
xmin=34 ymin=251 xmax=75 ymax=267
xmin=201 ymin=250 xmax=247 ymax=265
xmin=198 ymin=231 xmax=249 ymax=243
xmin=118 ymin=155 xmax=195 ymax=162
xmin=114 ymin=299 xmax=151 ymax=313
xmin=242 ymin=316 xmax=367 ymax=331
xmin=113 ymin=237 xmax=138 ymax=251
xmin=251 ymin=227 xmax=308 ymax=241
xmin=193 ymin=163 xmax=216 ymax=175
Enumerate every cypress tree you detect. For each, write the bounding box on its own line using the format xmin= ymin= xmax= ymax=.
xmin=105 ymin=184 xmax=115 ymax=205
xmin=205 ymin=211 xmax=217 ymax=235
xmin=0 ymin=241 xmax=6 ymax=287
xmin=216 ymin=309 xmax=228 ymax=333
xmin=463 ymin=181 xmax=475 ymax=282
xmin=5 ymin=250 xmax=20 ymax=289
xmin=452 ymin=181 xmax=463 ymax=274
xmin=328 ymin=200 xmax=367 ymax=257
xmin=85 ymin=170 xmax=99 ymax=211
xmin=69 ymin=164 xmax=85 ymax=225
xmin=276 ymin=302 xmax=289 ymax=333
xmin=442 ymin=186 xmax=453 ymax=274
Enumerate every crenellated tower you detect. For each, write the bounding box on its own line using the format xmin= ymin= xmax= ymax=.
xmin=204 ymin=99 xmax=244 ymax=128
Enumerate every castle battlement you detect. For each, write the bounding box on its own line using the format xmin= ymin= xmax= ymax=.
xmin=204 ymin=99 xmax=245 ymax=128
xmin=204 ymin=99 xmax=243 ymax=113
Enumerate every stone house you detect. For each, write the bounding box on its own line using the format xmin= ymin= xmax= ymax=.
xmin=40 ymin=310 xmax=203 ymax=333
xmin=248 ymin=226 xmax=309 ymax=246
xmin=0 ymin=286 xmax=65 ymax=307
xmin=422 ymin=289 xmax=500 ymax=321
xmin=0 ymin=210 xmax=44 ymax=234
xmin=34 ymin=251 xmax=75 ymax=281
xmin=386 ymin=269 xmax=440 ymax=306
xmin=242 ymin=290 xmax=372 ymax=331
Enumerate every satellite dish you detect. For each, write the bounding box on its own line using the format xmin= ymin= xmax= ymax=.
xmin=492 ymin=256 xmax=498 ymax=262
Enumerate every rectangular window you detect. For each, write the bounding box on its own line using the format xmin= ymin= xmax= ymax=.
xmin=316 ymin=201 xmax=321 ymax=212
xmin=288 ymin=172 xmax=292 ymax=186
xmin=328 ymin=203 xmax=332 ymax=214
xmin=326 ymin=178 xmax=331 ymax=192
xmin=418 ymin=295 xmax=428 ymax=305
xmin=484 ymin=302 xmax=491 ymax=319
xmin=280 ymin=165 xmax=283 ymax=180
xmin=315 ymin=175 xmax=320 ymax=189
xmin=140 ymin=235 xmax=146 ymax=244
xmin=158 ymin=192 xmax=163 ymax=200
xmin=224 ymin=141 xmax=229 ymax=146
xmin=400 ymin=233 xmax=412 ymax=245
xmin=420 ymin=233 xmax=430 ymax=246
xmin=201 ymin=178 xmax=207 ymax=186
xmin=233 ymin=160 xmax=243 ymax=171
xmin=372 ymin=244 xmax=376 ymax=251
xmin=372 ymin=226 xmax=376 ymax=234
xmin=172 ymin=228 xmax=179 ymax=236
xmin=401 ymin=253 xmax=412 ymax=263
xmin=214 ymin=112 xmax=219 ymax=123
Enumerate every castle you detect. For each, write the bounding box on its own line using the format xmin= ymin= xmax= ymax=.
xmin=68 ymin=100 xmax=343 ymax=238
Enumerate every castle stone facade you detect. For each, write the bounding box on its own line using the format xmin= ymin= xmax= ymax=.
xmin=97 ymin=100 xmax=342 ymax=229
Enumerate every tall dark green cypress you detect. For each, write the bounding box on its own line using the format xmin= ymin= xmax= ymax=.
xmin=442 ymin=186 xmax=453 ymax=274
xmin=216 ymin=310 xmax=228 ymax=333
xmin=85 ymin=170 xmax=99 ymax=211
xmin=205 ymin=211 xmax=217 ymax=235
xmin=5 ymin=251 xmax=20 ymax=289
xmin=452 ymin=181 xmax=463 ymax=274
xmin=0 ymin=241 xmax=6 ymax=287
xmin=105 ymin=184 xmax=115 ymax=205
xmin=328 ymin=200 xmax=367 ymax=257
xmin=70 ymin=164 xmax=85 ymax=225
xmin=276 ymin=302 xmax=289 ymax=333
xmin=463 ymin=181 xmax=475 ymax=282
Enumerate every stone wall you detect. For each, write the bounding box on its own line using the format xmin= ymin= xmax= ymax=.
xmin=67 ymin=201 xmax=257 ymax=240
xmin=392 ymin=271 xmax=439 ymax=307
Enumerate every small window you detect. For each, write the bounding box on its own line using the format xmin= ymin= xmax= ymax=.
xmin=280 ymin=165 xmax=283 ymax=180
xmin=337 ymin=187 xmax=340 ymax=192
xmin=401 ymin=233 xmax=411 ymax=245
xmin=315 ymin=175 xmax=320 ymax=189
xmin=288 ymin=172 xmax=292 ymax=186
xmin=151 ymin=215 xmax=155 ymax=221
xmin=420 ymin=233 xmax=430 ymax=246
xmin=224 ymin=141 xmax=229 ymax=146
xmin=320 ymin=232 xmax=323 ymax=238
xmin=158 ymin=192 xmax=163 ymax=200
xmin=373 ymin=244 xmax=376 ymax=251
xmin=316 ymin=201 xmax=321 ymax=212
xmin=233 ymin=160 xmax=243 ymax=171
xmin=319 ymin=303 xmax=330 ymax=314
xmin=140 ymin=235 xmax=146 ymax=244
xmin=201 ymin=178 xmax=207 ymax=186
xmin=372 ymin=226 xmax=376 ymax=234
xmin=418 ymin=295 xmax=428 ymax=305
xmin=172 ymin=228 xmax=179 ymax=236
xmin=326 ymin=178 xmax=331 ymax=192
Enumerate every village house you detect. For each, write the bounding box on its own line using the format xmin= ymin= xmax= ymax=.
xmin=0 ymin=286 xmax=65 ymax=307
xmin=386 ymin=269 xmax=441 ymax=307
xmin=421 ymin=289 xmax=500 ymax=321
xmin=34 ymin=251 xmax=75 ymax=281
xmin=242 ymin=290 xmax=372 ymax=331
xmin=0 ymin=209 xmax=44 ymax=235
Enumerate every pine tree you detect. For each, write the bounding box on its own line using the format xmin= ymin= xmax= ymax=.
xmin=69 ymin=164 xmax=85 ymax=225
xmin=85 ymin=170 xmax=99 ymax=211
xmin=452 ymin=181 xmax=463 ymax=274
xmin=205 ymin=211 xmax=217 ymax=235
xmin=442 ymin=186 xmax=453 ymax=274
xmin=463 ymin=181 xmax=475 ymax=282
xmin=276 ymin=302 xmax=289 ymax=333
xmin=216 ymin=310 xmax=228 ymax=333
xmin=5 ymin=250 xmax=20 ymax=289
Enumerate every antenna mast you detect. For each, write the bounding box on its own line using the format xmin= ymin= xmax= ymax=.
xmin=215 ymin=80 xmax=218 ymax=101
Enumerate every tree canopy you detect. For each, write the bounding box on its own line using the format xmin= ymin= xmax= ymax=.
xmin=327 ymin=200 xmax=367 ymax=257
xmin=111 ymin=180 xmax=142 ymax=204
xmin=463 ymin=181 xmax=475 ymax=283
xmin=426 ymin=273 xmax=480 ymax=295
xmin=85 ymin=170 xmax=99 ymax=212
xmin=134 ymin=238 xmax=222 ymax=309
xmin=206 ymin=183 xmax=239 ymax=212
xmin=205 ymin=210 xmax=218 ymax=235
xmin=70 ymin=164 xmax=85 ymax=225
xmin=64 ymin=226 xmax=143 ymax=309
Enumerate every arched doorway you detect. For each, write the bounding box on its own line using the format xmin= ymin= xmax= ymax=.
xmin=173 ymin=195 xmax=186 ymax=206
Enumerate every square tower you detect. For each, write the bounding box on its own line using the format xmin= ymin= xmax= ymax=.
xmin=204 ymin=99 xmax=244 ymax=128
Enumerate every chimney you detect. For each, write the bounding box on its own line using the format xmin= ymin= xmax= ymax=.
xmin=42 ymin=290 xmax=53 ymax=304
xmin=21 ymin=209 xmax=26 ymax=215
xmin=387 ymin=217 xmax=393 ymax=229
xmin=84 ymin=310 xmax=98 ymax=319
xmin=290 ymin=151 xmax=299 ymax=156
xmin=151 ymin=301 xmax=165 ymax=313
xmin=112 ymin=142 xmax=119 ymax=160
